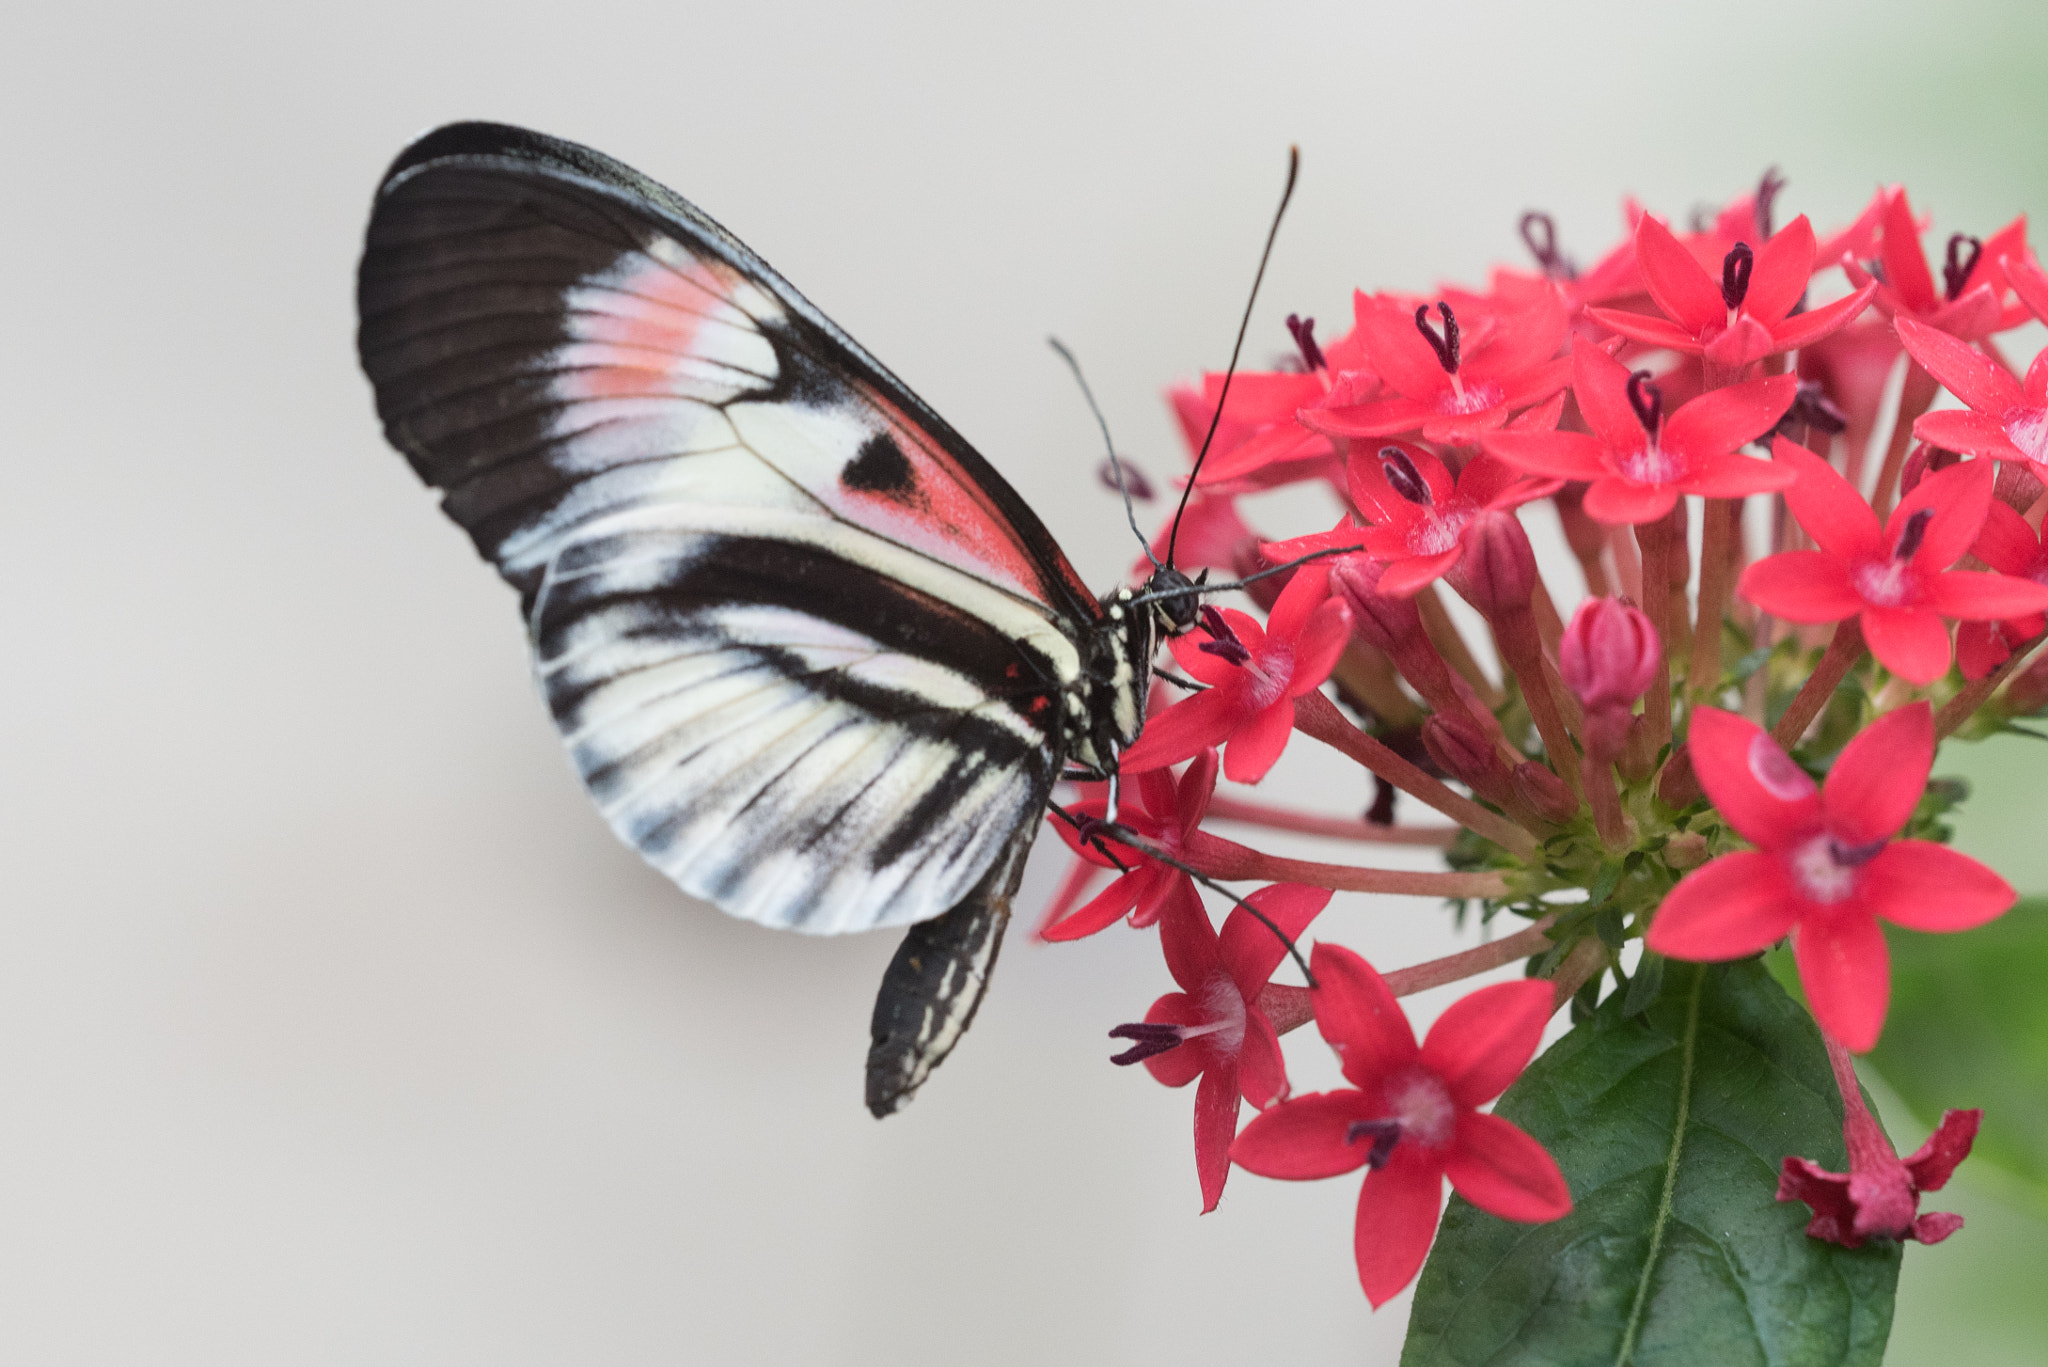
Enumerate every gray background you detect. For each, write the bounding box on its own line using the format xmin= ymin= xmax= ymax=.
xmin=8 ymin=1 xmax=2046 ymax=1361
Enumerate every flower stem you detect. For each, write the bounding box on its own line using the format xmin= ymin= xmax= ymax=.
xmin=1547 ymin=936 xmax=1609 ymax=1008
xmin=1417 ymin=585 xmax=1500 ymax=705
xmin=1188 ymin=835 xmax=1511 ymax=897
xmin=1634 ymin=508 xmax=1681 ymax=752
xmin=1771 ymin=617 xmax=1866 ymax=747
xmin=1256 ymin=914 xmax=1559 ymax=1034
xmin=1200 ymin=793 xmax=1457 ymax=845
xmin=1870 ymin=363 xmax=1940 ymax=517
xmin=1689 ymin=497 xmax=1740 ymax=701
xmin=1293 ymin=692 xmax=1540 ymax=857
xmin=1936 ymin=634 xmax=2044 ymax=738
xmin=1493 ymin=604 xmax=1584 ymax=797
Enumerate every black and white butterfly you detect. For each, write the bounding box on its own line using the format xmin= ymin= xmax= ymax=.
xmin=356 ymin=123 xmax=1219 ymax=1115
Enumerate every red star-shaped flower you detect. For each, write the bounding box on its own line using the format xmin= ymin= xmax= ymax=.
xmin=1299 ymin=291 xmax=1570 ymax=445
xmin=1736 ymin=439 xmax=2048 ymax=685
xmin=1230 ymin=945 xmax=1570 ymax=1307
xmin=1839 ymin=187 xmax=2030 ymax=343
xmin=1646 ymin=704 xmax=2016 ymax=1051
xmin=1586 ymin=213 xmax=1875 ymax=370
xmin=1116 ymin=566 xmax=1351 ymax=782
xmin=1482 ymin=342 xmax=1796 ymax=524
xmin=1267 ymin=441 xmax=1560 ymax=600
xmin=1897 ymin=316 xmax=2048 ymax=474
xmin=1040 ymin=750 xmax=1220 ymax=942
xmin=1109 ymin=882 xmax=1332 ymax=1212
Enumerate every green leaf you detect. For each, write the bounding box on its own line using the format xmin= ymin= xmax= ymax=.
xmin=1866 ymin=898 xmax=2048 ymax=1200
xmin=1401 ymin=961 xmax=1900 ymax=1367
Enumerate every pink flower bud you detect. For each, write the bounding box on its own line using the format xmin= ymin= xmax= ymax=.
xmin=1331 ymin=555 xmax=1425 ymax=655
xmin=1446 ymin=510 xmax=1538 ymax=616
xmin=1512 ymin=761 xmax=1577 ymax=824
xmin=1897 ymin=443 xmax=1961 ymax=498
xmin=1559 ymin=598 xmax=1660 ymax=713
xmin=1422 ymin=712 xmax=1511 ymax=803
xmin=1657 ymin=744 xmax=1702 ymax=808
xmin=1664 ymin=832 xmax=1709 ymax=870
xmin=2003 ymin=652 xmax=2048 ymax=717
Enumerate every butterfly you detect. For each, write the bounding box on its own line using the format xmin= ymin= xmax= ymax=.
xmin=355 ymin=123 xmax=1224 ymax=1116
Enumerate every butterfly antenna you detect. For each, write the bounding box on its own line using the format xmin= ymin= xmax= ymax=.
xmin=1101 ymin=821 xmax=1318 ymax=986
xmin=1124 ymin=541 xmax=1363 ymax=612
xmin=1166 ymin=145 xmax=1302 ymax=567
xmin=1049 ymin=336 xmax=1158 ymax=569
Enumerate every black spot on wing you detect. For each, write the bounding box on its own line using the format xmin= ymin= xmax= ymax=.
xmin=840 ymin=432 xmax=918 ymax=500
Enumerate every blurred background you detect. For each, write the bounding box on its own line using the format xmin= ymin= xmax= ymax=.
xmin=7 ymin=0 xmax=2045 ymax=1360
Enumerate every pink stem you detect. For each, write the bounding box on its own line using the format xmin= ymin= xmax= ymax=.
xmin=1257 ymin=915 xmax=1559 ymax=1034
xmin=1186 ymin=832 xmax=1509 ymax=898
xmin=1771 ymin=618 xmax=1866 ymax=747
xmin=1200 ymin=793 xmax=1457 ymax=846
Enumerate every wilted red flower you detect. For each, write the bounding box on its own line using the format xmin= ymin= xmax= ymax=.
xmin=1779 ymin=1031 xmax=1979 ymax=1248
xmin=1110 ymin=883 xmax=1332 ymax=1212
xmin=1736 ymin=439 xmax=2048 ymax=685
xmin=1587 ymin=213 xmax=1875 ymax=370
xmin=1646 ymin=704 xmax=2016 ymax=1051
xmin=1116 ymin=566 xmax=1351 ymax=782
xmin=1230 ymin=945 xmax=1570 ymax=1306
xmin=1482 ymin=341 xmax=1797 ymax=524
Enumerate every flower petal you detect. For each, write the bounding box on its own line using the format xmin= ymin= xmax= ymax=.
xmin=1582 ymin=476 xmax=1679 ymax=526
xmin=1737 ymin=551 xmax=1863 ymax=622
xmin=1680 ymin=451 xmax=1800 ymax=500
xmin=1221 ymin=884 xmax=1333 ymax=997
xmin=1861 ymin=842 xmax=2015 ymax=932
xmin=1744 ymin=215 xmax=1817 ymax=325
xmin=1583 ymin=308 xmax=1704 ymax=354
xmin=1223 ymin=701 xmax=1297 ymax=784
xmin=1229 ymin=1089 xmax=1378 ymax=1179
xmin=1117 ymin=690 xmax=1238 ymax=774
xmin=1903 ymin=1108 xmax=1982 ymax=1192
xmin=1894 ymin=455 xmax=1993 ymax=573
xmin=1175 ymin=748 xmax=1221 ymax=840
xmin=1793 ymin=913 xmax=1891 ymax=1053
xmin=1861 ymin=606 xmax=1953 ymax=686
xmin=1663 ymin=374 xmax=1799 ymax=461
xmin=1896 ymin=316 xmax=2026 ymax=416
xmin=1568 ymin=341 xmax=1647 ymax=450
xmin=1266 ymin=560 xmax=1331 ymax=641
xmin=1911 ymin=408 xmax=2025 ymax=462
xmin=1419 ymin=979 xmax=1555 ymax=1109
xmin=1193 ymin=1063 xmax=1240 ymax=1213
xmin=1822 ymin=701 xmax=1933 ymax=844
xmin=1157 ymin=875 xmax=1223 ymax=992
xmin=1141 ymin=993 xmax=1211 ymax=1088
xmin=1481 ymin=430 xmax=1608 ymax=481
xmin=1237 ymin=1009 xmax=1289 ymax=1110
xmin=1922 ymin=570 xmax=2048 ymax=621
xmin=1768 ymin=284 xmax=1876 ymax=352
xmin=1685 ymin=705 xmax=1821 ymax=841
xmin=1634 ymin=213 xmax=1726 ymax=332
xmin=1358 ymin=298 xmax=1455 ymax=404
xmin=1444 ymin=1111 xmax=1573 ymax=1222
xmin=1968 ymin=499 xmax=2042 ymax=576
xmin=1286 ymin=600 xmax=1355 ymax=701
xmin=1355 ymin=1151 xmax=1446 ymax=1308
xmin=1773 ymin=437 xmax=1883 ymax=561
xmin=1877 ymin=192 xmax=1939 ymax=315
xmin=1646 ymin=851 xmax=1802 ymax=960
xmin=1309 ymin=942 xmax=1420 ymax=1088
xmin=1377 ymin=548 xmax=1463 ymax=598
xmin=1039 ymin=869 xmax=1146 ymax=941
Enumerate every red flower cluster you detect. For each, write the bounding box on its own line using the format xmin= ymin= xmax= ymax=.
xmin=1044 ymin=170 xmax=2046 ymax=1310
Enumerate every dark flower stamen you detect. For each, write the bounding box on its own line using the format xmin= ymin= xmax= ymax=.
xmin=1944 ymin=234 xmax=1984 ymax=302
xmin=1108 ymin=1022 xmax=1188 ymax=1066
xmin=1196 ymin=605 xmax=1252 ymax=666
xmin=1367 ymin=775 xmax=1397 ymax=826
xmin=1380 ymin=445 xmax=1432 ymax=505
xmin=1519 ymin=211 xmax=1577 ymax=281
xmin=1626 ymin=370 xmax=1664 ymax=436
xmin=1286 ymin=313 xmax=1326 ymax=371
xmin=1413 ymin=302 xmax=1461 ymax=374
xmin=1893 ymin=507 xmax=1935 ymax=562
xmin=1096 ymin=456 xmax=1154 ymax=501
xmin=1769 ymin=380 xmax=1847 ymax=441
xmin=1721 ymin=242 xmax=1755 ymax=310
xmin=1755 ymin=166 xmax=1786 ymax=240
xmin=1345 ymin=1118 xmax=1403 ymax=1169
xmin=1828 ymin=836 xmax=1889 ymax=869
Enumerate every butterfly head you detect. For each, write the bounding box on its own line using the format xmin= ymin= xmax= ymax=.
xmin=1137 ymin=563 xmax=1207 ymax=637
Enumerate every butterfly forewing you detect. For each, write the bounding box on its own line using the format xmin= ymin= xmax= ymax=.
xmin=356 ymin=123 xmax=1099 ymax=940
